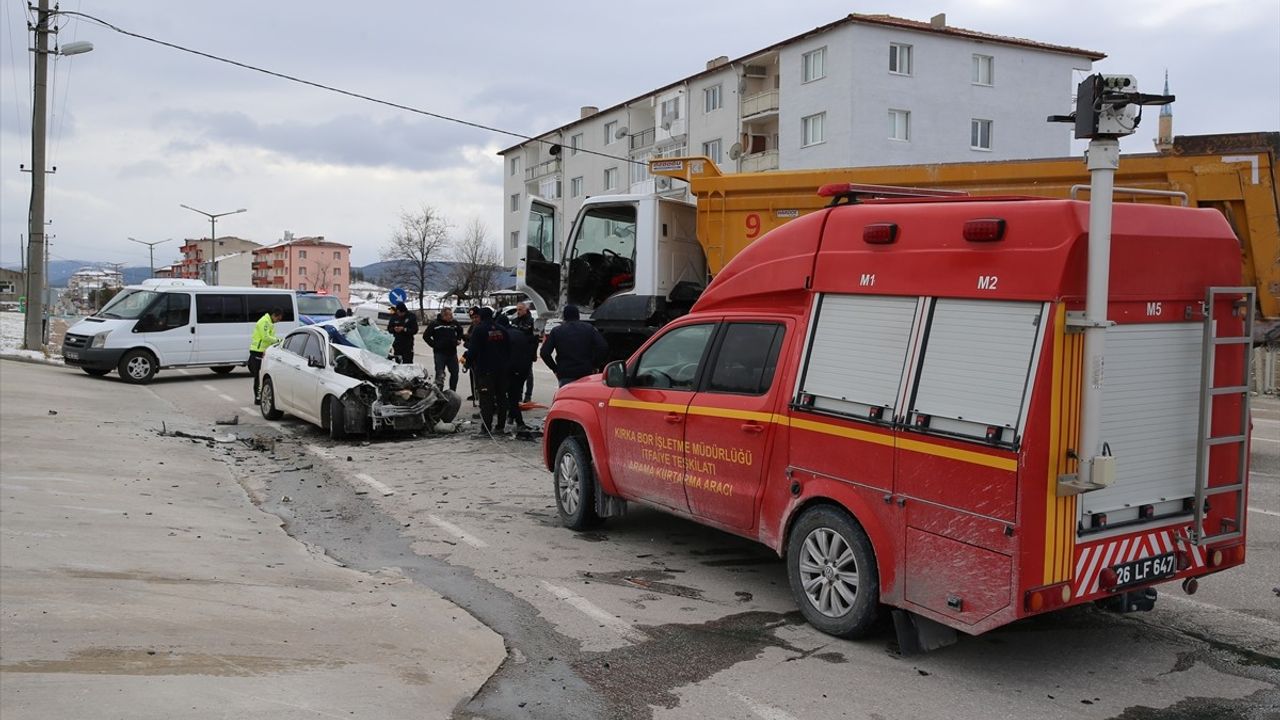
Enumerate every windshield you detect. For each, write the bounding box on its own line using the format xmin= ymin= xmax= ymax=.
xmin=570 ymin=205 xmax=636 ymax=261
xmin=565 ymin=204 xmax=638 ymax=310
xmin=297 ymin=294 xmax=342 ymax=317
xmin=98 ymin=289 xmax=161 ymax=320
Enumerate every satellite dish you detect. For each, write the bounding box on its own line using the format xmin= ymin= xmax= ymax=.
xmin=728 ymin=143 xmax=742 ymax=160
xmin=615 ymin=126 xmax=628 ymax=140
xmin=548 ymin=144 xmax=562 ymax=156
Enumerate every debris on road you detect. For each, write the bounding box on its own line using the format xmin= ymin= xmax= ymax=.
xmin=215 ymin=415 xmax=240 ymax=426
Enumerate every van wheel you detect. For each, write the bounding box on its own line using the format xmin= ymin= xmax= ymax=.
xmin=787 ymin=505 xmax=882 ymax=639
xmin=81 ymin=368 xmax=110 ymax=377
xmin=554 ymin=436 xmax=602 ymax=530
xmin=118 ymin=350 xmax=158 ymax=384
xmin=326 ymin=396 xmax=347 ymax=440
xmin=259 ymin=377 xmax=284 ymax=420
xmin=210 ymin=365 xmax=236 ymax=375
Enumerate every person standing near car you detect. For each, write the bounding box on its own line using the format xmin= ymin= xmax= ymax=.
xmin=424 ymin=306 xmax=465 ymax=391
xmin=499 ymin=313 xmax=533 ymax=431
xmin=248 ymin=307 xmax=284 ymax=401
xmin=539 ymin=304 xmax=607 ymax=388
xmin=387 ymin=302 xmax=418 ymax=364
xmin=464 ymin=307 xmax=510 ymax=435
xmin=511 ymin=302 xmax=538 ymax=403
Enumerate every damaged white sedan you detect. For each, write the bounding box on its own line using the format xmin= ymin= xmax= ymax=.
xmin=258 ymin=317 xmax=460 ymax=438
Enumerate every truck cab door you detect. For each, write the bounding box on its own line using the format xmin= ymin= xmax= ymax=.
xmin=515 ymin=197 xmax=560 ymax=318
xmin=604 ymin=321 xmax=717 ymax=513
xmin=685 ymin=320 xmax=789 ymax=531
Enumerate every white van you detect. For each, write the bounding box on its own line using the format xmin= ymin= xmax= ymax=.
xmin=62 ymin=280 xmax=300 ymax=383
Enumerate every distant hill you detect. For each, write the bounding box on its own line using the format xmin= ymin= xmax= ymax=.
xmin=356 ymin=260 xmax=515 ymax=292
xmin=1 ymin=260 xmax=151 ymax=287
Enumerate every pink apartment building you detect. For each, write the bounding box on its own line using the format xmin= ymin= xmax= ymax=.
xmin=251 ymin=237 xmax=351 ymax=298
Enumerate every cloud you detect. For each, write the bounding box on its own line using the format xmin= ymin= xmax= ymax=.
xmin=151 ymin=109 xmax=488 ymax=172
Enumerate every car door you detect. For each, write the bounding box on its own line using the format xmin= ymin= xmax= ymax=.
xmin=295 ymin=331 xmax=330 ymax=423
xmin=684 ymin=320 xmax=789 ymax=531
xmin=193 ymin=293 xmax=248 ymax=364
xmin=135 ymin=292 xmax=193 ymax=365
xmin=272 ymin=331 xmax=311 ymax=411
xmin=605 ymin=321 xmax=717 ymax=513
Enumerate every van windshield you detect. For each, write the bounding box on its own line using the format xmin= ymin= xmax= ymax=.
xmin=98 ymin=289 xmax=160 ymax=320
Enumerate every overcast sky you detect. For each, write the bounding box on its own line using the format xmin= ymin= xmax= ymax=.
xmin=1 ymin=0 xmax=1276 ymax=271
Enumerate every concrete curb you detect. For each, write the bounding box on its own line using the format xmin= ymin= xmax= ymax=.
xmin=0 ymin=351 xmax=64 ymax=367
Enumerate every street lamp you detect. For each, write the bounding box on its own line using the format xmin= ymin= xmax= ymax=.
xmin=179 ymin=204 xmax=246 ymax=285
xmin=128 ymin=237 xmax=173 ymax=278
xmin=22 ymin=0 xmax=93 ymax=350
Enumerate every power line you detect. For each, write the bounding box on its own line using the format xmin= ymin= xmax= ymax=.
xmin=56 ymin=9 xmax=644 ymax=167
xmin=49 ymin=0 xmax=83 ymax=166
xmin=4 ymin=0 xmax=30 ymax=138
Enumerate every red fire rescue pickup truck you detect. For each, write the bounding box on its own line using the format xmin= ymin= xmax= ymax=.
xmin=541 ymin=193 xmax=1253 ymax=649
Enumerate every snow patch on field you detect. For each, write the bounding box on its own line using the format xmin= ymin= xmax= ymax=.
xmin=1 ymin=312 xmax=65 ymax=364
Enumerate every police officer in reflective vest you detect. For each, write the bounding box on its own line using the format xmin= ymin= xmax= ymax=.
xmin=249 ymin=307 xmax=284 ymax=401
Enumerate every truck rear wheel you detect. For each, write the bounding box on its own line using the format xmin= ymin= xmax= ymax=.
xmin=787 ymin=505 xmax=882 ymax=639
xmin=554 ymin=436 xmax=602 ymax=530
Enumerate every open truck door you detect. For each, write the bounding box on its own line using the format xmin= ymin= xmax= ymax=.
xmin=515 ymin=196 xmax=560 ymax=320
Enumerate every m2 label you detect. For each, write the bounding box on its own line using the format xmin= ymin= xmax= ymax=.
xmin=977 ymin=275 xmax=998 ymax=290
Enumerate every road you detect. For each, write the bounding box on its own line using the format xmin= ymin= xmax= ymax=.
xmin=3 ymin=358 xmax=1278 ymax=719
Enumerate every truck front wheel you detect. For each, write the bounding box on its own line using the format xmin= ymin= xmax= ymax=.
xmin=553 ymin=435 xmax=603 ymax=530
xmin=786 ymin=505 xmax=882 ymax=639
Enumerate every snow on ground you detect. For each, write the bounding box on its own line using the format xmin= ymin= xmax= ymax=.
xmin=1 ymin=312 xmax=65 ymax=364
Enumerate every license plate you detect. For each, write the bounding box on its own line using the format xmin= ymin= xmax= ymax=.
xmin=1112 ymin=552 xmax=1177 ymax=589
xmin=64 ymin=351 xmax=79 ymax=360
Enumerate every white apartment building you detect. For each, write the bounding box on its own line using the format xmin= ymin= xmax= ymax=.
xmin=499 ymin=12 xmax=1103 ymax=265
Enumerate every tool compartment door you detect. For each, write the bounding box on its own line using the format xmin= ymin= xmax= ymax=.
xmin=1080 ymin=322 xmax=1203 ymax=524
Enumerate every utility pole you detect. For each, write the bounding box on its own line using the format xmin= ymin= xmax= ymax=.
xmin=129 ymin=237 xmax=173 ymax=278
xmin=23 ymin=0 xmax=51 ymax=350
xmin=179 ymin=204 xmax=246 ymax=285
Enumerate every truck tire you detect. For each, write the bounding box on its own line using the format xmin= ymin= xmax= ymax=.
xmin=326 ymin=396 xmax=347 ymax=440
xmin=553 ymin=435 xmax=602 ymax=530
xmin=259 ymin=376 xmax=284 ymax=420
xmin=118 ymin=349 xmax=158 ymax=384
xmin=786 ymin=505 xmax=882 ymax=639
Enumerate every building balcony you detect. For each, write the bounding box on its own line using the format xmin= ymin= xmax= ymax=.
xmin=740 ymin=149 xmax=779 ymax=173
xmin=273 ymin=259 xmax=286 ymax=268
xmin=741 ymin=89 xmax=779 ymax=118
xmin=629 ymin=128 xmax=655 ymax=151
xmin=524 ymin=157 xmax=561 ymax=182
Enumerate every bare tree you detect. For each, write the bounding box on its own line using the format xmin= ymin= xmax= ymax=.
xmin=381 ymin=205 xmax=452 ymax=313
xmin=446 ymin=218 xmax=504 ymax=302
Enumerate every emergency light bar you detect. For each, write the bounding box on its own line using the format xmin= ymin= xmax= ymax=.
xmin=818 ymin=183 xmax=968 ymax=203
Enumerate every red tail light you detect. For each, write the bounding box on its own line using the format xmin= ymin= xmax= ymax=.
xmin=863 ymin=223 xmax=898 ymax=244
xmin=1025 ymin=582 xmax=1073 ymax=613
xmin=963 ymin=218 xmax=1006 ymax=242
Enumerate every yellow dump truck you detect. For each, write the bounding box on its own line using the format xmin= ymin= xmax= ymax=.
xmin=515 ymin=132 xmax=1278 ymax=357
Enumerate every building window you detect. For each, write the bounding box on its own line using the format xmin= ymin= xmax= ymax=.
xmin=510 ymin=231 xmax=519 ymax=249
xmin=972 ymin=54 xmax=994 ymax=86
xmin=971 ymin=118 xmax=993 ymax=150
xmin=298 ymin=266 xmax=306 ymax=276
xmin=298 ymin=249 xmax=307 ymax=259
xmin=570 ymin=133 xmax=582 ymax=155
xmin=889 ymin=43 xmax=912 ymax=75
xmin=333 ymin=284 xmax=340 ymax=295
xmin=802 ymin=47 xmax=826 ymax=83
xmin=604 ymin=167 xmax=618 ymax=190
xmin=298 ymin=283 xmax=306 ymax=291
xmin=510 ymin=193 xmax=520 ymax=212
xmin=702 ymin=139 xmax=722 ymax=164
xmin=604 ymin=120 xmax=617 ymax=145
xmin=333 ymin=250 xmax=340 ymax=260
xmin=659 ymin=97 xmax=681 ymax=125
xmin=801 ymin=113 xmax=826 ymax=147
xmin=538 ymin=177 xmax=561 ymax=199
xmin=570 ymin=176 xmax=584 ymax=197
xmin=889 ymin=109 xmax=910 ymax=141
xmin=509 ymin=156 xmax=520 ymax=177
xmin=333 ymin=267 xmax=340 ymax=276
xmin=704 ymin=84 xmax=722 ymax=113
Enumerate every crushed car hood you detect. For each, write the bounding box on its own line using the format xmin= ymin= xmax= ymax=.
xmin=332 ymin=345 xmax=428 ymax=385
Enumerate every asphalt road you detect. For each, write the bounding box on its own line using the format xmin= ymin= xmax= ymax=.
xmin=8 ymin=359 xmax=1280 ymax=719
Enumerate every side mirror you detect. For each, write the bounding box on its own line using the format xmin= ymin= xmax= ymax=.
xmin=603 ymin=360 xmax=627 ymax=388
xmin=308 ymin=357 xmax=325 ymax=369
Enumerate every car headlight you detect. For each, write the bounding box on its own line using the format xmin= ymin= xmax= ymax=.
xmin=90 ymin=331 xmax=111 ymax=348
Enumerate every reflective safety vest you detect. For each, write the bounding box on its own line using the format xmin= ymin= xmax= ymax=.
xmin=250 ymin=313 xmax=278 ymax=352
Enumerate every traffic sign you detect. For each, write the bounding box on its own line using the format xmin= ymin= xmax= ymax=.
xmin=388 ymin=287 xmax=407 ymax=305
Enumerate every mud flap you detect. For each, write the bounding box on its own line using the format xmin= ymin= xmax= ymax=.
xmin=892 ymin=609 xmax=958 ymax=655
xmin=595 ymin=490 xmax=627 ymax=519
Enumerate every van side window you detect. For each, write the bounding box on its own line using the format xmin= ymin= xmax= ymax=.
xmin=196 ymin=294 xmax=248 ymax=323
xmin=707 ymin=323 xmax=784 ymax=395
xmin=631 ymin=323 xmax=714 ymax=390
xmin=246 ymin=294 xmax=295 ymax=322
xmin=143 ymin=293 xmax=189 ymax=331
